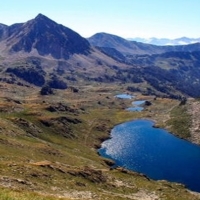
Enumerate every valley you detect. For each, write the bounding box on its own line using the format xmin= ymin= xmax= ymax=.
xmin=0 ymin=82 xmax=199 ymax=200
xmin=0 ymin=14 xmax=200 ymax=199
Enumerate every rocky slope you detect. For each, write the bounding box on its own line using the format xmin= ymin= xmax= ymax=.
xmin=0 ymin=14 xmax=90 ymax=59
xmin=0 ymin=14 xmax=200 ymax=99
xmin=188 ymin=99 xmax=200 ymax=144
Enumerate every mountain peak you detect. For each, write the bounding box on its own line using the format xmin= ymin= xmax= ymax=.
xmin=35 ymin=13 xmax=49 ymax=20
xmin=33 ymin=13 xmax=55 ymax=25
xmin=3 ymin=14 xmax=91 ymax=59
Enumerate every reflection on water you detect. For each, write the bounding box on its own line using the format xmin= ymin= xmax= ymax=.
xmin=99 ymin=119 xmax=200 ymax=192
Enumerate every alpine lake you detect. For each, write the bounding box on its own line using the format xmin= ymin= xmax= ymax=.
xmin=99 ymin=94 xmax=200 ymax=192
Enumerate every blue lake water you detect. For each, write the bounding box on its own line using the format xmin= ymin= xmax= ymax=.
xmin=132 ymin=100 xmax=146 ymax=106
xmin=114 ymin=94 xmax=145 ymax=112
xmin=126 ymin=100 xmax=146 ymax=112
xmin=126 ymin=107 xmax=144 ymax=112
xmin=99 ymin=119 xmax=200 ymax=192
xmin=115 ymin=94 xmax=133 ymax=99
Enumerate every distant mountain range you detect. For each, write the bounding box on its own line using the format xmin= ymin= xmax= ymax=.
xmin=1 ymin=14 xmax=200 ymax=98
xmin=127 ymin=37 xmax=200 ymax=46
xmin=88 ymin=33 xmax=200 ymax=55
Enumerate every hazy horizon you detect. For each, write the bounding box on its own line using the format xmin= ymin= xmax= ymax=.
xmin=1 ymin=0 xmax=199 ymax=39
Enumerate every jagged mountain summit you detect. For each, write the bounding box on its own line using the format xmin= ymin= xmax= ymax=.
xmin=0 ymin=14 xmax=91 ymax=59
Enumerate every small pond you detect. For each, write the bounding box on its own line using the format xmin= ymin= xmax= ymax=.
xmin=126 ymin=107 xmax=144 ymax=112
xmin=99 ymin=119 xmax=200 ymax=192
xmin=126 ymin=100 xmax=146 ymax=112
xmin=115 ymin=94 xmax=133 ymax=99
xmin=132 ymin=100 xmax=146 ymax=106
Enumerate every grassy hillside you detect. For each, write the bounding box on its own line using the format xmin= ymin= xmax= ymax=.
xmin=0 ymin=82 xmax=199 ymax=200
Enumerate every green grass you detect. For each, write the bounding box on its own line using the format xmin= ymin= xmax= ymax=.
xmin=0 ymin=83 xmax=199 ymax=199
xmin=0 ymin=188 xmax=68 ymax=200
xmin=167 ymin=105 xmax=191 ymax=139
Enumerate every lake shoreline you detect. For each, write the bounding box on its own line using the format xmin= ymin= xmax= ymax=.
xmin=98 ymin=118 xmax=200 ymax=193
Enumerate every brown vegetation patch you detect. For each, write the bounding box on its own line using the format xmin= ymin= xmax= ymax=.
xmin=68 ymin=166 xmax=108 ymax=184
xmin=10 ymin=117 xmax=43 ymax=137
xmin=39 ymin=116 xmax=81 ymax=138
xmin=46 ymin=102 xmax=78 ymax=113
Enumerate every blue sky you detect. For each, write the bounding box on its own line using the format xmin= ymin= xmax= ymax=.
xmin=1 ymin=0 xmax=199 ymax=39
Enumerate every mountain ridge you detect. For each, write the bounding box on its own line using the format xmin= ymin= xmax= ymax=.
xmin=88 ymin=32 xmax=162 ymax=55
xmin=88 ymin=32 xmax=200 ymax=55
xmin=1 ymin=14 xmax=200 ymax=98
xmin=0 ymin=13 xmax=91 ymax=59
